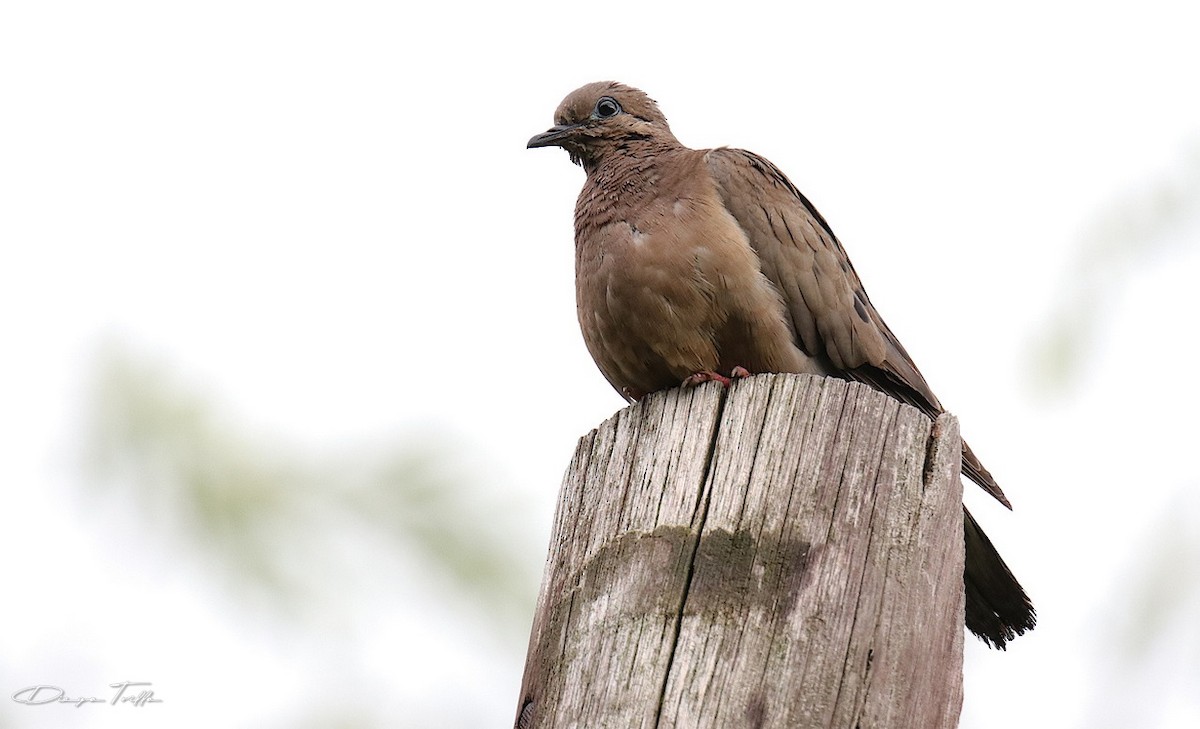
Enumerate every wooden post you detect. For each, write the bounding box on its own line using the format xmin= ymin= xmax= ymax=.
xmin=515 ymin=373 xmax=965 ymax=729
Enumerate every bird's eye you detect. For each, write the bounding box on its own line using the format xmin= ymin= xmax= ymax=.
xmin=594 ymin=97 xmax=621 ymax=119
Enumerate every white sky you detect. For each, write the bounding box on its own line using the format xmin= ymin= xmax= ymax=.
xmin=2 ymin=1 xmax=1199 ymax=727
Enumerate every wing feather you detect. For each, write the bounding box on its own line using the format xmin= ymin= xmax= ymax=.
xmin=706 ymin=147 xmax=1010 ymax=506
xmin=706 ymin=147 xmax=936 ymax=408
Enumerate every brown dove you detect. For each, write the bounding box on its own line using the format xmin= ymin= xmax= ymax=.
xmin=528 ymin=81 xmax=1035 ymax=649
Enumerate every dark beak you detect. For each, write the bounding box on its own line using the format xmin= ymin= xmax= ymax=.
xmin=527 ymin=124 xmax=579 ymax=149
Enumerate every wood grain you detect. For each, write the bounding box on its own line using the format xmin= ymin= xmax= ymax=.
xmin=516 ymin=373 xmax=964 ymax=729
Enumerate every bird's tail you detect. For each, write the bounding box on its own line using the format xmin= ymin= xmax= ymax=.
xmin=963 ymin=507 xmax=1036 ymax=649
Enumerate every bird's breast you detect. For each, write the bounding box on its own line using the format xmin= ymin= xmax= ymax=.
xmin=574 ymin=187 xmax=811 ymax=397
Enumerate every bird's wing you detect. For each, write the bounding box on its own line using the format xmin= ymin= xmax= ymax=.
xmin=706 ymin=147 xmax=940 ymax=413
xmin=706 ymin=147 xmax=1009 ymax=506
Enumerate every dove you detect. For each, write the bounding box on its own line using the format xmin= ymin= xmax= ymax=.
xmin=528 ymin=81 xmax=1035 ymax=648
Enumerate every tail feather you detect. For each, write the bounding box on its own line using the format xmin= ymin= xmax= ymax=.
xmin=962 ymin=439 xmax=1011 ymax=509
xmin=963 ymin=507 xmax=1036 ymax=649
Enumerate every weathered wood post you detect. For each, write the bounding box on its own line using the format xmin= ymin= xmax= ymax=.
xmin=515 ymin=373 xmax=965 ymax=729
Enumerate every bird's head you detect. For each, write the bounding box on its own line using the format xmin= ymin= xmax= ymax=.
xmin=527 ymin=81 xmax=678 ymax=170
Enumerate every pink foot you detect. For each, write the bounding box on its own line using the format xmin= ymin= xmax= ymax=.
xmin=681 ymin=370 xmax=735 ymax=388
xmin=682 ymin=370 xmax=731 ymax=388
xmin=681 ymin=367 xmax=753 ymax=390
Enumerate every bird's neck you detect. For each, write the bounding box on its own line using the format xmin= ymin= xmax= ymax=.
xmin=578 ymin=141 xmax=694 ymax=219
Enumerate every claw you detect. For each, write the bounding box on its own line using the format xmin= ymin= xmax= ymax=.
xmin=682 ymin=370 xmax=732 ymax=388
xmin=681 ymin=367 xmax=752 ymax=389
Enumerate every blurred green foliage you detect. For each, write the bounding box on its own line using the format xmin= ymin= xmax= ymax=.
xmin=1030 ymin=143 xmax=1200 ymax=393
xmin=83 ymin=342 xmax=537 ymax=631
xmin=1029 ymin=140 xmax=1200 ymax=728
